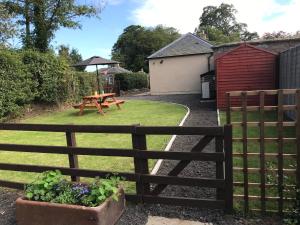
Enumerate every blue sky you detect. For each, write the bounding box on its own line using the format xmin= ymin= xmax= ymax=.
xmin=52 ymin=0 xmax=299 ymax=62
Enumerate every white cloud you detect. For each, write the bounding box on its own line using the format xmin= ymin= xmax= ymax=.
xmin=131 ymin=0 xmax=300 ymax=35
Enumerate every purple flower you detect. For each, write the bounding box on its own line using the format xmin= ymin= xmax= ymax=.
xmin=72 ymin=183 xmax=90 ymax=196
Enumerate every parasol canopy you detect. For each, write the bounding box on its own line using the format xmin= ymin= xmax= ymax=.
xmin=73 ymin=56 xmax=119 ymax=93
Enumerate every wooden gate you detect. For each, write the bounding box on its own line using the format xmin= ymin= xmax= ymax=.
xmin=0 ymin=123 xmax=233 ymax=212
xmin=226 ymin=89 xmax=300 ymax=214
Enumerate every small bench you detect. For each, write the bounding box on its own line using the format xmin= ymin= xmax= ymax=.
xmin=73 ymin=103 xmax=97 ymax=109
xmin=101 ymin=100 xmax=125 ymax=108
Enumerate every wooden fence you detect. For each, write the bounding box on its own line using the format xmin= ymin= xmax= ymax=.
xmin=0 ymin=123 xmax=233 ymax=212
xmin=226 ymin=89 xmax=300 ymax=215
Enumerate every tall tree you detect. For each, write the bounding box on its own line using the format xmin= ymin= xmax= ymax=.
xmin=0 ymin=2 xmax=18 ymax=46
xmin=195 ymin=3 xmax=259 ymax=44
xmin=58 ymin=45 xmax=86 ymax=71
xmin=112 ymin=25 xmax=180 ymax=72
xmin=2 ymin=0 xmax=103 ymax=51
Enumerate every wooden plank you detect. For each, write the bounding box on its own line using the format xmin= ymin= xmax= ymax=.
xmin=228 ymin=89 xmax=297 ymax=97
xmin=0 ymin=123 xmax=134 ymax=133
xmin=259 ymin=91 xmax=266 ymax=214
xmin=233 ymin=167 xmax=296 ymax=174
xmin=141 ymin=175 xmax=225 ymax=188
xmin=296 ymin=90 xmax=300 ymax=187
xmin=0 ymin=163 xmax=137 ymax=181
xmin=234 ymin=195 xmax=295 ymax=201
xmin=142 ymin=195 xmax=225 ymax=208
xmin=66 ymin=131 xmax=79 ymax=182
xmin=0 ymin=180 xmax=24 ymax=190
xmin=233 ymin=153 xmax=296 ymax=158
xmin=241 ymin=91 xmax=249 ymax=214
xmin=132 ymin=126 xmax=150 ymax=201
xmin=224 ymin=124 xmax=233 ymax=214
xmin=226 ymin=92 xmax=231 ymax=124
xmin=216 ymin=136 xmax=225 ymax=200
xmin=277 ymin=90 xmax=284 ymax=215
xmin=233 ymin=182 xmax=296 ymax=188
xmin=231 ymin=121 xmax=295 ymax=127
xmin=230 ymin=105 xmax=296 ymax=112
xmin=0 ymin=143 xmax=224 ymax=161
xmin=136 ymin=126 xmax=224 ymax=136
xmin=151 ymin=135 xmax=214 ymax=195
xmin=232 ymin=137 xmax=296 ymax=143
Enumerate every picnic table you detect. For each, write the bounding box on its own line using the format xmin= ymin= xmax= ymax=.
xmin=73 ymin=93 xmax=125 ymax=115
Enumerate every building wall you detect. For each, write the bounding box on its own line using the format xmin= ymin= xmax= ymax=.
xmin=149 ymin=54 xmax=211 ymax=95
xmin=216 ymin=44 xmax=278 ymax=109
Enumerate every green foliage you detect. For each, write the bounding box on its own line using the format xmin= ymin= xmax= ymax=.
xmin=115 ymin=72 xmax=148 ymax=91
xmin=58 ymin=45 xmax=86 ymax=71
xmin=195 ymin=3 xmax=259 ymax=44
xmin=0 ymin=50 xmax=35 ymax=119
xmin=21 ymin=50 xmax=70 ymax=103
xmin=112 ymin=25 xmax=180 ymax=73
xmin=0 ymin=49 xmax=97 ymax=120
xmin=262 ymin=31 xmax=300 ymax=40
xmin=25 ymin=170 xmax=121 ymax=207
xmin=284 ymin=186 xmax=300 ymax=225
xmin=3 ymin=0 xmax=102 ymax=51
xmin=0 ymin=3 xmax=18 ymax=46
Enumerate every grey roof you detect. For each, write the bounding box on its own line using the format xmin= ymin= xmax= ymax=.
xmin=73 ymin=56 xmax=119 ymax=67
xmin=148 ymin=33 xmax=213 ymax=59
xmin=99 ymin=66 xmax=132 ymax=75
xmin=213 ymin=37 xmax=300 ymax=49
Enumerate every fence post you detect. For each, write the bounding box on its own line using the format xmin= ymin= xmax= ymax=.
xmin=224 ymin=124 xmax=233 ymax=214
xmin=66 ymin=131 xmax=79 ymax=182
xmin=296 ymin=90 xmax=300 ymax=187
xmin=132 ymin=125 xmax=150 ymax=203
xmin=216 ymin=136 xmax=224 ymax=200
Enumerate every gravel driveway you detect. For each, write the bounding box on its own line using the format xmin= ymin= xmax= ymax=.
xmin=0 ymin=94 xmax=280 ymax=225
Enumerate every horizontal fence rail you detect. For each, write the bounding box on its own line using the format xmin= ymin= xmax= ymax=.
xmin=0 ymin=123 xmax=233 ymax=212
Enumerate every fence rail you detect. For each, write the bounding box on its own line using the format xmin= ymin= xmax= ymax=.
xmin=0 ymin=123 xmax=233 ymax=212
xmin=226 ymin=89 xmax=300 ymax=215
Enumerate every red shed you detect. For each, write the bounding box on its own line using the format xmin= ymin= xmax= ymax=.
xmin=216 ymin=44 xmax=278 ymax=109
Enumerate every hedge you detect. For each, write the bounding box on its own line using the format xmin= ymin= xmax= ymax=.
xmin=0 ymin=49 xmax=97 ymax=120
xmin=115 ymin=72 xmax=148 ymax=91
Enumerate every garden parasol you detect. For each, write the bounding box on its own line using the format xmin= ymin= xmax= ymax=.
xmin=73 ymin=56 xmax=119 ymax=93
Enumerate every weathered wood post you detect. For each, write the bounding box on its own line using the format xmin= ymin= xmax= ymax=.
xmin=66 ymin=130 xmax=79 ymax=182
xmin=224 ymin=124 xmax=233 ymax=214
xmin=132 ymin=124 xmax=150 ymax=203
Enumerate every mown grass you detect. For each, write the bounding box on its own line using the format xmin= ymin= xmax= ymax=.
xmin=0 ymin=100 xmax=187 ymax=193
xmin=220 ymin=111 xmax=297 ymax=212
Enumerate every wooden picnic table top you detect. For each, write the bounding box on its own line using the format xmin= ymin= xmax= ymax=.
xmin=83 ymin=93 xmax=116 ymax=100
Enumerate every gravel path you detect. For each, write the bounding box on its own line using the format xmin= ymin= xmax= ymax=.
xmin=0 ymin=94 xmax=281 ymax=225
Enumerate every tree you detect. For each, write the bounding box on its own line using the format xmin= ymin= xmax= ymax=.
xmin=0 ymin=3 xmax=18 ymax=46
xmin=195 ymin=3 xmax=259 ymax=44
xmin=112 ymin=25 xmax=180 ymax=73
xmin=262 ymin=31 xmax=300 ymax=40
xmin=2 ymin=0 xmax=103 ymax=51
xmin=58 ymin=45 xmax=86 ymax=71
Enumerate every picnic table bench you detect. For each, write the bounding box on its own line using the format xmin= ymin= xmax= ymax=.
xmin=73 ymin=93 xmax=125 ymax=115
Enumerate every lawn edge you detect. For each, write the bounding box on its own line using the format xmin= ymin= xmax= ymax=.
xmin=150 ymin=102 xmax=190 ymax=175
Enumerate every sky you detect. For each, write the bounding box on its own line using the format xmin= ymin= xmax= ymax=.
xmin=52 ymin=0 xmax=300 ymax=62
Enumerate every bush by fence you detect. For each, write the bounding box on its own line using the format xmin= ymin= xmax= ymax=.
xmin=115 ymin=72 xmax=148 ymax=91
xmin=0 ymin=49 xmax=97 ymax=121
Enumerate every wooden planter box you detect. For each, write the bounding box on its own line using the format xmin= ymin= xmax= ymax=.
xmin=16 ymin=188 xmax=125 ymax=225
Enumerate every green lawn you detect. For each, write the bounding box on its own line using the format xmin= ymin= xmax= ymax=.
xmin=220 ymin=111 xmax=296 ymax=212
xmin=0 ymin=100 xmax=187 ymax=191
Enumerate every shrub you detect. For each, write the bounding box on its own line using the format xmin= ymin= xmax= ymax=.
xmin=115 ymin=72 xmax=148 ymax=91
xmin=0 ymin=50 xmax=35 ymax=119
xmin=25 ymin=170 xmax=121 ymax=207
xmin=21 ymin=50 xmax=70 ymax=103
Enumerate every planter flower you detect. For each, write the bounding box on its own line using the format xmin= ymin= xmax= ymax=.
xmin=16 ymin=170 xmax=125 ymax=225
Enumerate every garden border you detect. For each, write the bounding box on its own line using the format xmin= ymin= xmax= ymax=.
xmin=150 ymin=103 xmax=190 ymax=175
